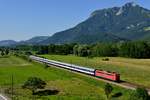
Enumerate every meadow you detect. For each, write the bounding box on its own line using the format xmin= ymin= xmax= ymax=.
xmin=42 ymin=55 xmax=150 ymax=87
xmin=0 ymin=56 xmax=130 ymax=100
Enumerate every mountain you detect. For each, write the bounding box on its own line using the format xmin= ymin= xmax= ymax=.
xmin=0 ymin=36 xmax=49 ymax=47
xmin=42 ymin=2 xmax=150 ymax=44
xmin=19 ymin=36 xmax=49 ymax=45
xmin=1 ymin=2 xmax=150 ymax=46
xmin=26 ymin=36 xmax=49 ymax=44
xmin=0 ymin=40 xmax=17 ymax=46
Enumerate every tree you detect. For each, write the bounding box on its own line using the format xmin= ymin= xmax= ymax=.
xmin=1 ymin=50 xmax=5 ymax=56
xmin=73 ymin=45 xmax=79 ymax=56
xmin=74 ymin=45 xmax=90 ymax=57
xmin=92 ymin=43 xmax=118 ymax=57
xmin=137 ymin=88 xmax=149 ymax=100
xmin=48 ymin=44 xmax=56 ymax=54
xmin=25 ymin=51 xmax=32 ymax=55
xmin=104 ymin=83 xmax=113 ymax=99
xmin=22 ymin=77 xmax=46 ymax=94
xmin=38 ymin=46 xmax=49 ymax=54
xmin=119 ymin=41 xmax=150 ymax=58
xmin=130 ymin=87 xmax=149 ymax=100
xmin=136 ymin=87 xmax=149 ymax=100
xmin=78 ymin=45 xmax=89 ymax=57
xmin=5 ymin=49 xmax=9 ymax=55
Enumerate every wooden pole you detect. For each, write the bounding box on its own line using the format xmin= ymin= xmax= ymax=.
xmin=11 ymin=74 xmax=14 ymax=100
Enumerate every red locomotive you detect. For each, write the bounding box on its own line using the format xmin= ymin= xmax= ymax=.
xmin=95 ymin=70 xmax=120 ymax=82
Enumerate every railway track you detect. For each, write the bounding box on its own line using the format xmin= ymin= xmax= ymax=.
xmin=30 ymin=55 xmax=150 ymax=95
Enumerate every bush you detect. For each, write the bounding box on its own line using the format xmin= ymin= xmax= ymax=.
xmin=44 ymin=64 xmax=49 ymax=69
xmin=25 ymin=51 xmax=32 ymax=55
xmin=104 ymin=83 xmax=113 ymax=99
xmin=102 ymin=58 xmax=109 ymax=61
xmin=129 ymin=87 xmax=149 ymax=100
xmin=22 ymin=77 xmax=46 ymax=94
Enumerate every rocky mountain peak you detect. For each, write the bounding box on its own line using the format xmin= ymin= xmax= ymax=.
xmin=90 ymin=2 xmax=140 ymax=17
xmin=124 ymin=2 xmax=137 ymax=7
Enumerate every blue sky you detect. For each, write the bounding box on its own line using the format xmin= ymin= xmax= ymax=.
xmin=0 ymin=0 xmax=149 ymax=41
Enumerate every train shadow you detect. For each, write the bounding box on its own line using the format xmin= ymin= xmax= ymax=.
xmin=112 ymin=92 xmax=122 ymax=98
xmin=118 ymin=80 xmax=126 ymax=83
xmin=34 ymin=89 xmax=59 ymax=96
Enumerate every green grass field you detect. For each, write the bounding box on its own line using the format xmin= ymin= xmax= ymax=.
xmin=42 ymin=55 xmax=150 ymax=87
xmin=0 ymin=56 xmax=131 ymax=100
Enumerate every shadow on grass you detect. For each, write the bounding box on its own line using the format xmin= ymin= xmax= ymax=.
xmin=34 ymin=89 xmax=59 ymax=96
xmin=118 ymin=80 xmax=127 ymax=83
xmin=112 ymin=92 xmax=122 ymax=98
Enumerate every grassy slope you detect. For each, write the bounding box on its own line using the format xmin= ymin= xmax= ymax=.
xmin=0 ymin=56 xmax=130 ymax=100
xmin=42 ymin=55 xmax=150 ymax=87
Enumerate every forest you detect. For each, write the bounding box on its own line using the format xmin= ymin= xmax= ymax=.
xmin=1 ymin=41 xmax=149 ymax=59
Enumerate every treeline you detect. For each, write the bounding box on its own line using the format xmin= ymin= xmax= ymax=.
xmin=0 ymin=47 xmax=10 ymax=56
xmin=13 ymin=41 xmax=150 ymax=58
xmin=91 ymin=41 xmax=150 ymax=58
xmin=37 ymin=43 xmax=76 ymax=55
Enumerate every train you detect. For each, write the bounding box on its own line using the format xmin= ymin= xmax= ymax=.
xmin=30 ymin=55 xmax=120 ymax=82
